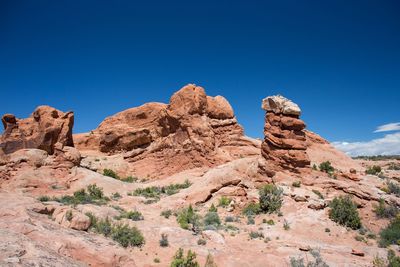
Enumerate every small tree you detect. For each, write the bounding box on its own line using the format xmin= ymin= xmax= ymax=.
xmin=170 ymin=248 xmax=200 ymax=267
xmin=319 ymin=161 xmax=334 ymax=173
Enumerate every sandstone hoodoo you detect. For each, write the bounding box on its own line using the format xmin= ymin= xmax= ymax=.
xmin=0 ymin=106 xmax=74 ymax=155
xmin=260 ymin=95 xmax=310 ymax=174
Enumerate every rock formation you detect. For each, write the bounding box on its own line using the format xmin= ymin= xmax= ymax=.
xmin=0 ymin=106 xmax=74 ymax=155
xmin=75 ymin=84 xmax=259 ymax=177
xmin=260 ymin=95 xmax=310 ymax=175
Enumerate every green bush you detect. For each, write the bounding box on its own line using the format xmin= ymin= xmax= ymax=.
xmin=379 ymin=216 xmax=400 ymax=247
xmin=247 ymin=216 xmax=255 ymax=225
xmin=111 ymin=223 xmax=145 ymax=248
xmin=225 ymin=216 xmax=235 ymax=223
xmin=103 ymin=169 xmax=119 ymax=179
xmin=374 ymin=199 xmax=399 ymax=219
xmin=218 ymin=196 xmax=231 ymax=207
xmin=366 ymin=165 xmax=382 ymax=175
xmin=132 ymin=180 xmax=192 ymax=199
xmin=122 ymin=176 xmax=137 ymax=183
xmin=388 ymin=163 xmax=400 ymax=171
xmin=204 ymin=212 xmax=221 ymax=227
xmin=259 ymin=184 xmax=283 ymax=214
xmin=55 ymin=184 xmax=109 ymax=206
xmin=86 ymin=213 xmax=145 ymax=247
xmin=38 ymin=195 xmax=50 ymax=202
xmin=197 ymin=238 xmax=206 ymax=245
xmin=312 ymin=189 xmax=324 ymax=199
xmin=387 ymin=249 xmax=400 ymax=267
xmin=159 ymin=233 xmax=169 ymax=247
xmin=177 ymin=205 xmax=200 ymax=230
xmin=66 ymin=210 xmax=73 ymax=221
xmin=170 ymin=248 xmax=200 ymax=267
xmin=111 ymin=192 xmax=122 ymax=200
xmin=319 ymin=161 xmax=334 ymax=173
xmin=266 ymin=219 xmax=275 ymax=225
xmin=290 ymin=249 xmax=329 ymax=267
xmin=242 ymin=202 xmax=261 ymax=216
xmin=329 ymin=195 xmax=361 ymax=229
xmin=118 ymin=210 xmax=144 ymax=221
xmin=283 ymin=219 xmax=290 ymax=230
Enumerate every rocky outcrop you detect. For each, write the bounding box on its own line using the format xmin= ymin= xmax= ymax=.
xmin=0 ymin=106 xmax=74 ymax=155
xmin=75 ymin=84 xmax=259 ymax=177
xmin=260 ymin=95 xmax=310 ymax=175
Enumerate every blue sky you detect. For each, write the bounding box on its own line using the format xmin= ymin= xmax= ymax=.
xmin=1 ymin=1 xmax=399 ymax=155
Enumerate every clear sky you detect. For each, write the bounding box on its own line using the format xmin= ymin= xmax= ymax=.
xmin=1 ymin=1 xmax=399 ymax=155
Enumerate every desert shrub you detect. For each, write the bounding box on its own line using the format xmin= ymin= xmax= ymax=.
xmin=161 ymin=209 xmax=173 ymax=219
xmin=170 ymin=248 xmax=200 ymax=267
xmin=154 ymin=258 xmax=160 ymax=263
xmin=283 ymin=219 xmax=290 ymax=230
xmin=249 ymin=231 xmax=264 ymax=239
xmin=388 ymin=163 xmax=400 ymax=171
xmin=204 ymin=254 xmax=218 ymax=267
xmin=379 ymin=216 xmax=400 ymax=247
xmin=374 ymin=199 xmax=399 ymax=219
xmin=290 ymin=249 xmax=329 ymax=267
xmin=209 ymin=204 xmax=217 ymax=212
xmin=55 ymin=184 xmax=109 ymax=206
xmin=218 ymin=196 xmax=231 ymax=207
xmin=387 ymin=249 xmax=400 ymax=267
xmin=366 ymin=165 xmax=382 ymax=175
xmin=122 ymin=176 xmax=137 ymax=183
xmin=259 ymin=184 xmax=283 ymax=214
xmin=329 ymin=195 xmax=361 ymax=229
xmin=86 ymin=213 xmax=144 ymax=247
xmin=111 ymin=223 xmax=145 ymax=248
xmin=118 ymin=210 xmax=144 ymax=221
xmin=312 ymin=164 xmax=318 ymax=170
xmin=38 ymin=195 xmax=50 ymax=202
xmin=266 ymin=219 xmax=275 ymax=225
xmin=132 ymin=180 xmax=192 ymax=199
xmin=325 ymin=228 xmax=330 ymax=233
xmin=177 ymin=205 xmax=200 ymax=230
xmin=312 ymin=189 xmax=324 ymax=199
xmin=319 ymin=161 xmax=334 ymax=173
xmin=204 ymin=212 xmax=221 ymax=228
xmin=197 ymin=238 xmax=207 ymax=245
xmin=387 ymin=181 xmax=400 ymax=197
xmin=247 ymin=216 xmax=255 ymax=225
xmin=292 ymin=181 xmax=301 ymax=188
xmin=66 ymin=210 xmax=73 ymax=221
xmin=103 ymin=169 xmax=119 ymax=179
xmin=111 ymin=192 xmax=122 ymax=200
xmin=242 ymin=202 xmax=261 ymax=216
xmin=159 ymin=233 xmax=169 ymax=247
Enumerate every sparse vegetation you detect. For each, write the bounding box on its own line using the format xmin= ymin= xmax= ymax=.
xmin=86 ymin=213 xmax=145 ymax=248
xmin=218 ymin=196 xmax=231 ymax=207
xmin=111 ymin=192 xmax=122 ymax=200
xmin=249 ymin=231 xmax=264 ymax=239
xmin=209 ymin=203 xmax=217 ymax=212
xmin=197 ymin=238 xmax=206 ymax=245
xmin=290 ymin=249 xmax=329 ymax=267
xmin=266 ymin=219 xmax=275 ymax=225
xmin=379 ymin=216 xmax=400 ymax=247
xmin=170 ymin=248 xmax=200 ymax=267
xmin=66 ymin=210 xmax=73 ymax=221
xmin=54 ymin=184 xmax=110 ymax=206
xmin=132 ymin=180 xmax=192 ymax=200
xmin=161 ymin=209 xmax=173 ymax=219
xmin=242 ymin=202 xmax=261 ymax=216
xmin=319 ymin=161 xmax=334 ymax=174
xmin=159 ymin=233 xmax=169 ymax=247
xmin=204 ymin=212 xmax=221 ymax=228
xmin=154 ymin=258 xmax=160 ymax=263
xmin=353 ymin=155 xmax=400 ymax=161
xmin=312 ymin=189 xmax=324 ymax=199
xmin=225 ymin=216 xmax=236 ymax=223
xmin=374 ymin=198 xmax=399 ymax=219
xmin=366 ymin=165 xmax=382 ymax=175
xmin=373 ymin=250 xmax=400 ymax=267
xmin=259 ymin=184 xmax=283 ymax=214
xmin=103 ymin=169 xmax=137 ymax=183
xmin=388 ymin=162 xmax=400 ymax=170
xmin=329 ymin=195 xmax=361 ymax=230
xmin=387 ymin=181 xmax=400 ymax=197
xmin=117 ymin=210 xmax=144 ymax=221
xmin=177 ymin=205 xmax=201 ymax=230
xmin=283 ymin=219 xmax=290 ymax=230
xmin=38 ymin=195 xmax=50 ymax=202
xmin=204 ymin=254 xmax=218 ymax=267
xmin=292 ymin=181 xmax=301 ymax=188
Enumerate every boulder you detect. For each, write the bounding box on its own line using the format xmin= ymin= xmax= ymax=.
xmin=0 ymin=106 xmax=74 ymax=155
xmin=53 ymin=207 xmax=91 ymax=231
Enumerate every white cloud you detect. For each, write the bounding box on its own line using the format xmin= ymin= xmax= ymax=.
xmin=374 ymin=122 xmax=400 ymax=133
xmin=332 ymin=132 xmax=400 ymax=157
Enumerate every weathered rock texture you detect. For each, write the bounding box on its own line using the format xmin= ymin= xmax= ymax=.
xmin=0 ymin=106 xmax=74 ymax=155
xmin=75 ymin=84 xmax=259 ymax=177
xmin=260 ymin=95 xmax=310 ymax=174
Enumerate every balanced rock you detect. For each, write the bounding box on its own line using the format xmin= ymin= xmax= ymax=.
xmin=0 ymin=106 xmax=74 ymax=155
xmin=260 ymin=95 xmax=310 ymax=174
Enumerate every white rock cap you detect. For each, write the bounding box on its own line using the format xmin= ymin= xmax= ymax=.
xmin=261 ymin=95 xmax=301 ymax=116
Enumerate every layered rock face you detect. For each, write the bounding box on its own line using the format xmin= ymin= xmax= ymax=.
xmin=260 ymin=95 xmax=310 ymax=174
xmin=0 ymin=106 xmax=74 ymax=155
xmin=75 ymin=84 xmax=259 ymax=177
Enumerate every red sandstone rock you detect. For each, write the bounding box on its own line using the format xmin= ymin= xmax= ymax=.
xmin=0 ymin=106 xmax=74 ymax=155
